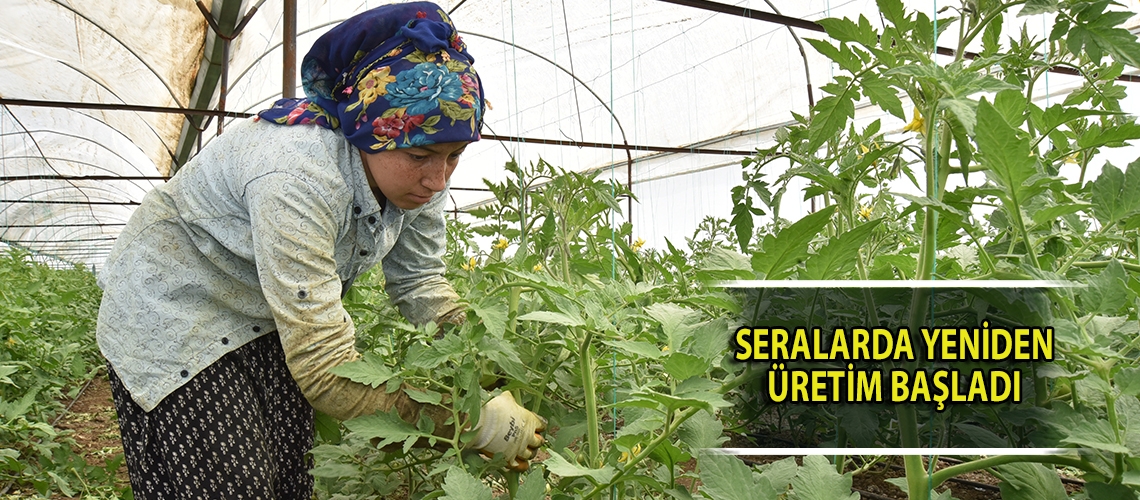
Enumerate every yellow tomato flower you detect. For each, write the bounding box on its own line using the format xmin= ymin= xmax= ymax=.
xmin=858 ymin=204 xmax=873 ymax=220
xmin=1064 ymin=152 xmax=1080 ymax=165
xmin=619 ymin=444 xmax=642 ymax=463
xmin=532 ymin=263 xmax=543 ymax=272
xmin=661 ymin=345 xmax=670 ymax=352
xmin=902 ymin=107 xmax=925 ymax=134
xmin=630 ymin=237 xmax=646 ymax=252
xmin=460 ymin=257 xmax=478 ymax=271
xmin=492 ymin=237 xmax=509 ymax=250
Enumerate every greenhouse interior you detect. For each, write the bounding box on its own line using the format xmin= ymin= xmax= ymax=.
xmin=3 ymin=0 xmax=1140 ymax=498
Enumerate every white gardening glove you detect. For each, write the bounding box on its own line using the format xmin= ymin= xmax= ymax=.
xmin=466 ymin=391 xmax=546 ymax=471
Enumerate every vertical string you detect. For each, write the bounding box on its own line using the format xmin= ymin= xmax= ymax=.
xmin=551 ymin=1 xmax=566 ymax=169
xmin=927 ymin=2 xmax=940 ymax=499
xmin=609 ymin=2 xmax=618 ymax=499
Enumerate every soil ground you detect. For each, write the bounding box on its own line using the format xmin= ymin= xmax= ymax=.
xmin=0 ymin=372 xmax=130 ymax=499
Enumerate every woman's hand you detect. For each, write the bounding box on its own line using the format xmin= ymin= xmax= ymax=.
xmin=466 ymin=391 xmax=546 ymax=471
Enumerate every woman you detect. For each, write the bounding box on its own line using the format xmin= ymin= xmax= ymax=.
xmin=95 ymin=3 xmax=543 ymax=498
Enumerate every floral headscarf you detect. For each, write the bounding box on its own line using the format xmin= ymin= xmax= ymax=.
xmin=257 ymin=2 xmax=484 ymax=151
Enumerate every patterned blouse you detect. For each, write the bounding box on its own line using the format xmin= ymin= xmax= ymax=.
xmin=96 ymin=119 xmax=460 ymax=419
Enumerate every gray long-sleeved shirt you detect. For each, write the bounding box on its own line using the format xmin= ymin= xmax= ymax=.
xmin=96 ymin=119 xmax=460 ymax=419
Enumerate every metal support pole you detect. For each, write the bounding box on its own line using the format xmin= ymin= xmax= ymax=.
xmin=283 ymin=0 xmax=297 ymax=98
xmin=218 ymin=38 xmax=230 ymax=135
xmin=195 ymin=0 xmax=264 ymax=136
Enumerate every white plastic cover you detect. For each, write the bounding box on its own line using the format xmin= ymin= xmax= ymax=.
xmin=1 ymin=0 xmax=1138 ymax=269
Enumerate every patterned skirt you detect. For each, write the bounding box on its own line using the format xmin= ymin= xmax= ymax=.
xmin=107 ymin=332 xmax=315 ymax=500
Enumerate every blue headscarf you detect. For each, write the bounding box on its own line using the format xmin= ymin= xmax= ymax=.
xmin=257 ymin=2 xmax=485 ymax=151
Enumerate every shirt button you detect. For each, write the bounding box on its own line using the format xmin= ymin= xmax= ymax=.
xmin=368 ymin=216 xmax=377 ymax=224
xmin=252 ymin=326 xmax=261 ymax=333
xmin=353 ymin=206 xmax=362 ymax=215
xmin=180 ymin=370 xmax=189 ymax=378
xmin=221 ymin=337 xmax=229 ymax=345
xmin=359 ymin=250 xmax=368 ymax=256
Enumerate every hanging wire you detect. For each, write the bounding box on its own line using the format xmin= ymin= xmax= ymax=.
xmin=609 ymin=1 xmax=618 ymax=498
xmin=926 ymin=1 xmax=941 ymax=499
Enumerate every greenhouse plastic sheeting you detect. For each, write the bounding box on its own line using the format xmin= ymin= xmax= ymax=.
xmin=1 ymin=0 xmax=1138 ymax=270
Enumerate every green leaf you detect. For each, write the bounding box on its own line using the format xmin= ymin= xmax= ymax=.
xmin=939 ymin=97 xmax=977 ymax=135
xmin=650 ymin=440 xmax=692 ymax=470
xmin=1086 ymin=482 xmax=1139 ymax=500
xmin=698 ymin=451 xmax=781 ymax=500
xmin=663 ymin=352 xmax=710 ymax=381
xmin=328 ymin=355 xmax=395 ymax=389
xmin=343 ymin=409 xmax=428 ymax=449
xmin=470 ymin=301 xmax=508 ymax=337
xmin=802 ymin=220 xmax=881 ymax=280
xmin=407 ymin=334 xmax=465 ymax=369
xmin=891 ymin=192 xmax=968 ymax=217
xmin=313 ymin=410 xmax=342 ymax=443
xmin=1066 ymin=8 xmax=1140 ymax=67
xmin=404 ymin=388 xmax=442 ymax=406
xmin=790 ymin=455 xmax=859 ymax=500
xmin=308 ymin=462 xmax=360 ymax=479
xmin=807 ymin=91 xmax=857 ymax=152
xmin=689 ymin=318 xmax=732 ymax=364
xmin=982 ymin=11 xmax=1004 ymax=55
xmin=1116 ymin=367 xmax=1140 ymax=396
xmin=757 ymin=456 xmax=799 ymax=491
xmin=836 ymin=405 xmax=880 ymax=447
xmin=876 ymin=0 xmax=909 ymax=29
xmin=625 ymin=388 xmax=729 ymax=413
xmin=1090 ymin=160 xmax=1140 ymax=226
xmin=806 ymin=38 xmax=860 ymax=74
xmin=545 ymin=452 xmax=616 ymax=483
xmin=1061 ymin=419 xmax=1131 ymax=453
xmin=440 ymin=466 xmax=493 ymax=500
xmin=679 ymin=409 xmax=728 ymax=450
xmin=817 ymin=16 xmax=876 ymax=46
xmin=1079 ymin=122 xmax=1140 ymax=150
xmin=992 ymin=89 xmax=1027 ymax=128
xmin=861 ymin=73 xmax=906 ymax=120
xmin=1036 ymin=104 xmax=1119 ymax=135
xmin=699 ymin=247 xmax=754 ymax=279
xmin=953 ymin=423 xmax=1006 ymax=448
xmin=517 ymin=310 xmax=584 ymax=327
xmin=731 ymin=201 xmax=756 ymax=253
xmin=976 ymin=99 xmax=1041 ymax=213
xmin=752 ymin=206 xmax=836 ymax=280
xmin=515 ymin=468 xmax=548 ymax=500
xmin=603 ymin=340 xmax=665 ymax=359
xmin=1083 ymin=260 xmax=1129 ymax=315
xmin=1019 ymin=0 xmax=1058 ymax=15
xmin=645 ymin=302 xmax=698 ymax=348
xmin=1030 ymin=203 xmax=1092 ymax=226
xmin=993 ymin=462 xmax=1068 ymax=500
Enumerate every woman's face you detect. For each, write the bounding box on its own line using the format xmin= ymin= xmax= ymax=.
xmin=360 ymin=141 xmax=469 ymax=210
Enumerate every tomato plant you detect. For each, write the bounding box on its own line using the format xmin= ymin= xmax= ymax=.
xmin=726 ymin=0 xmax=1140 ymax=497
xmin=0 ymin=249 xmax=126 ymax=498
xmin=316 ymin=158 xmax=759 ymax=499
xmin=313 ymin=0 xmax=1140 ymax=497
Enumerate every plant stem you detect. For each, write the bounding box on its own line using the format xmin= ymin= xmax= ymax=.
xmin=580 ymin=368 xmax=763 ymax=499
xmin=897 ymin=407 xmax=930 ymax=500
xmin=505 ymin=470 xmax=520 ymax=499
xmin=507 ymin=286 xmax=521 ymax=338
xmin=929 ymin=454 xmax=1102 ymax=488
xmin=579 ymin=329 xmax=601 ymax=465
xmin=1071 ymin=260 xmax=1140 ymax=273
